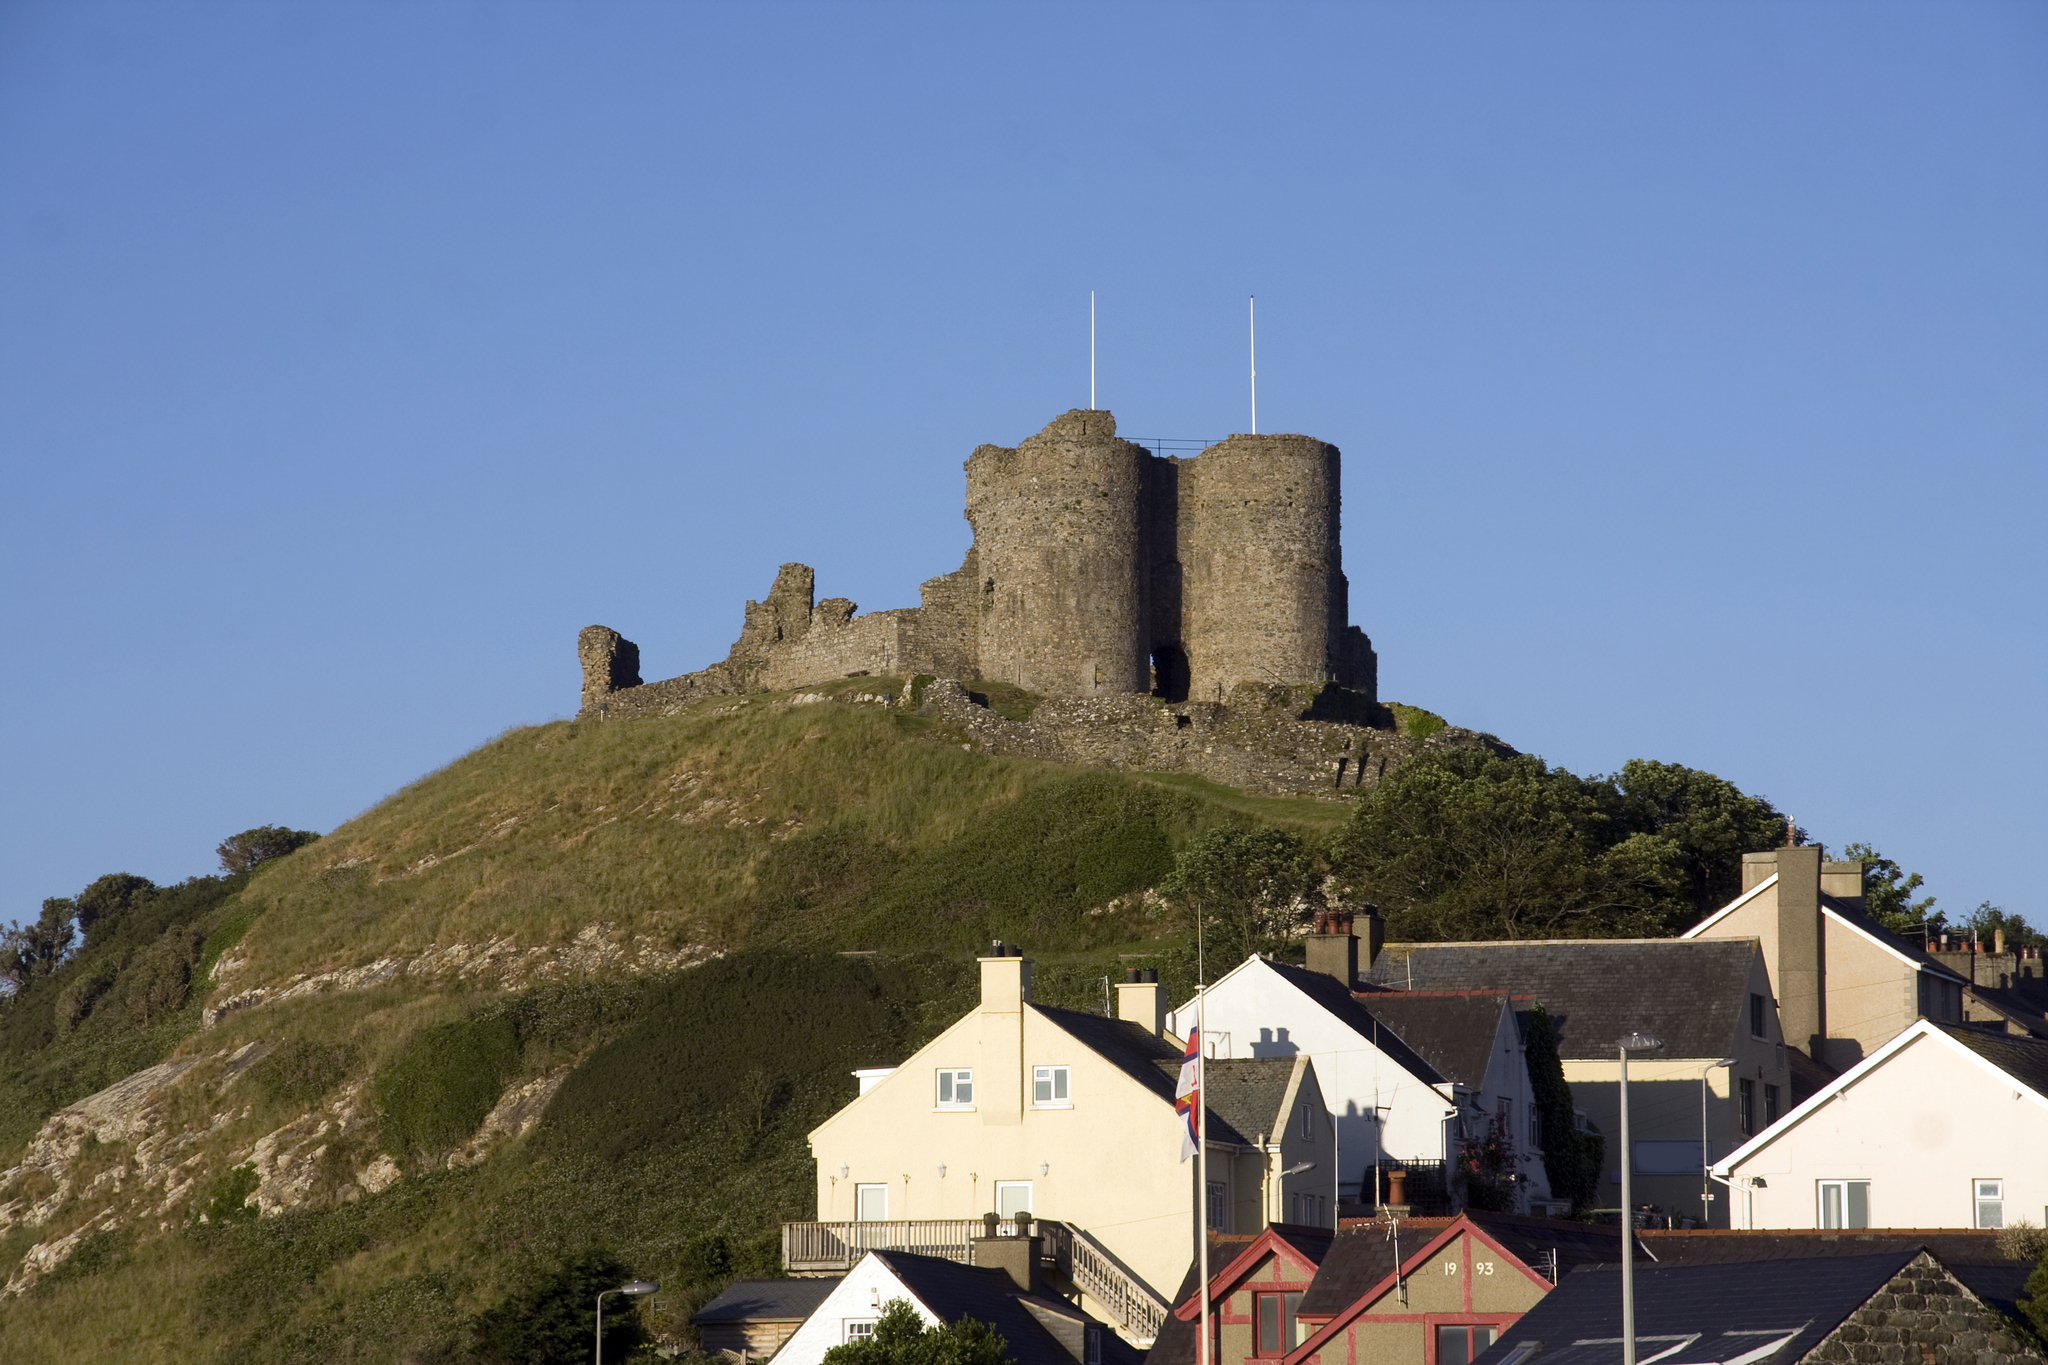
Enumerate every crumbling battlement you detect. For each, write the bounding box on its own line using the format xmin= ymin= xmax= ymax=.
xmin=577 ymin=408 xmax=1379 ymax=718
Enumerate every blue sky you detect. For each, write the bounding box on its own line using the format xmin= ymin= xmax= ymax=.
xmin=2 ymin=2 xmax=2042 ymax=927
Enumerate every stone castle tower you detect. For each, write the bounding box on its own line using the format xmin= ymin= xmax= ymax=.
xmin=579 ymin=409 xmax=1375 ymax=714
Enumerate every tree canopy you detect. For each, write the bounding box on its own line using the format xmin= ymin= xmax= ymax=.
xmin=822 ymin=1299 xmax=1009 ymax=1365
xmin=467 ymin=1248 xmax=650 ymax=1364
xmin=1157 ymin=827 xmax=1317 ymax=972
xmin=215 ymin=825 xmax=321 ymax=874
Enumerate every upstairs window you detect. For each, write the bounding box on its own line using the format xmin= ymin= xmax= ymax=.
xmin=936 ymin=1069 xmax=974 ymax=1109
xmin=1255 ymin=1292 xmax=1303 ymax=1356
xmin=1977 ymin=1180 xmax=2004 ymax=1229
xmin=1764 ymin=1084 xmax=1780 ymax=1126
xmin=1436 ymin=1324 xmax=1498 ymax=1365
xmin=1033 ymin=1066 xmax=1070 ymax=1106
xmin=844 ymin=1321 xmax=878 ymax=1344
xmin=1299 ymin=1100 xmax=1315 ymax=1140
xmin=1750 ymin=993 xmax=1767 ymax=1039
xmin=1738 ymin=1078 xmax=1756 ymax=1136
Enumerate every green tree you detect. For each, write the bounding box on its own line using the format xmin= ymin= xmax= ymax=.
xmin=1157 ymin=827 xmax=1315 ymax=977
xmin=1330 ymin=750 xmax=1687 ymax=941
xmin=1609 ymin=761 xmax=1789 ymax=922
xmin=1841 ymin=842 xmax=1942 ymax=937
xmin=2020 ymin=1239 xmax=2048 ymax=1344
xmin=0 ymin=897 xmax=77 ymax=992
xmin=1525 ymin=1005 xmax=1602 ymax=1214
xmin=215 ymin=825 xmax=321 ymax=875
xmin=823 ymin=1300 xmax=1008 ymax=1365
xmin=73 ymin=872 xmax=157 ymax=939
xmin=1963 ymin=901 xmax=2043 ymax=950
xmin=468 ymin=1249 xmax=650 ymax=1365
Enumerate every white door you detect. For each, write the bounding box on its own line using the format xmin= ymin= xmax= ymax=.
xmin=855 ymin=1184 xmax=888 ymax=1221
xmin=995 ymin=1181 xmax=1032 ymax=1218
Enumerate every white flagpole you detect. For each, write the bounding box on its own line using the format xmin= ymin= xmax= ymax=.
xmin=1090 ymin=292 xmax=1097 ymax=410
xmin=1197 ymin=982 xmax=1210 ymax=1365
xmin=1248 ymin=296 xmax=1257 ymax=436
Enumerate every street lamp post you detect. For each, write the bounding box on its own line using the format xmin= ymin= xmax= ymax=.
xmin=1616 ymin=1032 xmax=1664 ymax=1365
xmin=597 ymin=1280 xmax=659 ymax=1365
xmin=1701 ymin=1059 xmax=1737 ymax=1225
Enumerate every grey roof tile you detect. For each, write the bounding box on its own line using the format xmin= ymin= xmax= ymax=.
xmin=1353 ymin=994 xmax=1518 ymax=1089
xmin=693 ymin=1277 xmax=841 ymax=1323
xmin=1363 ymin=941 xmax=1760 ymax=1060
xmin=870 ymin=1250 xmax=1140 ymax=1365
xmin=1934 ymin=1021 xmax=2048 ymax=1095
xmin=1257 ymin=961 xmax=1450 ymax=1087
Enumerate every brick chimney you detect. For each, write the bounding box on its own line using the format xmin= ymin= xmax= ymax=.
xmin=1117 ymin=968 xmax=1165 ymax=1035
xmin=971 ymin=1221 xmax=1040 ymax=1293
xmin=1305 ymin=905 xmax=1382 ymax=986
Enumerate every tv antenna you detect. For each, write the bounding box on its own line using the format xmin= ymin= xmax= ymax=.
xmin=1248 ymin=295 xmax=1258 ymax=435
xmin=1090 ymin=291 xmax=1097 ymax=410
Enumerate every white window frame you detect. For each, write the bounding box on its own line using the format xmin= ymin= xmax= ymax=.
xmin=1818 ymin=1180 xmax=1870 ymax=1229
xmin=1976 ymin=1179 xmax=2004 ymax=1229
xmin=844 ymin=1320 xmax=878 ymax=1343
xmin=994 ymin=1180 xmax=1032 ymax=1218
xmin=1032 ymin=1065 xmax=1071 ymax=1108
xmin=936 ymin=1068 xmax=974 ymax=1110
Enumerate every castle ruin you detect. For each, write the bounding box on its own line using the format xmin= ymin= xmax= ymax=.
xmin=579 ymin=409 xmax=1377 ymax=714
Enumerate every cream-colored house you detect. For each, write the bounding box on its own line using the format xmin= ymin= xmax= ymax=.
xmin=803 ymin=950 xmax=1334 ymax=1338
xmin=1682 ymin=845 xmax=1967 ymax=1075
xmin=1712 ymin=1020 xmax=2048 ymax=1230
xmin=1365 ymin=938 xmax=1788 ymax=1227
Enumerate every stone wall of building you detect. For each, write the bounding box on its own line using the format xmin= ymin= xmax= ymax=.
xmin=965 ymin=409 xmax=1151 ymax=698
xmin=1804 ymin=1252 xmax=2042 ymax=1365
xmin=576 ymin=406 xmax=1382 ymax=721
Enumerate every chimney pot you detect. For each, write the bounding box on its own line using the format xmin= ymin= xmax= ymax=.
xmin=1995 ymin=929 xmax=2006 ymax=956
xmin=1125 ymin=968 xmax=1141 ymax=983
xmin=1143 ymin=968 xmax=1157 ymax=982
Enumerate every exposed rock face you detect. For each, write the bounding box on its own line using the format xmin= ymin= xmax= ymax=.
xmin=575 ymin=408 xmax=1382 ymax=719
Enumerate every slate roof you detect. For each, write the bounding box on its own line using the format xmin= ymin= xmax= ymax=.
xmin=1631 ymin=1229 xmax=2007 ymax=1268
xmin=693 ymin=1277 xmax=841 ymax=1323
xmin=1254 ymin=961 xmax=1450 ymax=1087
xmin=871 ymin=1250 xmax=1143 ymax=1365
xmin=1471 ymin=1251 xmax=1922 ymax=1365
xmin=1936 ymin=1021 xmax=2048 ymax=1095
xmin=1294 ymin=1214 xmax=1638 ymax=1318
xmin=1354 ymin=993 xmax=1521 ymax=1089
xmin=1147 ymin=1229 xmax=1336 ymax=1365
xmin=1363 ymin=940 xmax=1760 ymax=1060
xmin=1201 ymin=1059 xmax=1306 ymax=1148
xmin=1033 ymin=1003 xmax=1275 ymax=1146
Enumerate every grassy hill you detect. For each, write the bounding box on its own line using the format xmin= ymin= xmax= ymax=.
xmin=0 ymin=680 xmax=1348 ymax=1362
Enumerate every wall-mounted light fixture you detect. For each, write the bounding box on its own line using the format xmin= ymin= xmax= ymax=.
xmin=839 ymin=1164 xmax=850 ymax=1179
xmin=1040 ymin=1162 xmax=1049 ymax=1176
xmin=938 ymin=1165 xmax=947 ymax=1178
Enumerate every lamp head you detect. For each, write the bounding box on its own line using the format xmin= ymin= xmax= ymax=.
xmin=1617 ymin=1032 xmax=1665 ymax=1053
xmin=620 ymin=1281 xmax=659 ymax=1296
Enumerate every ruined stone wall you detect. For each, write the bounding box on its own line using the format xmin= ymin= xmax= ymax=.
xmin=1180 ymin=434 xmax=1344 ymax=702
xmin=966 ymin=409 xmax=1150 ymax=699
xmin=757 ymin=604 xmax=912 ymax=690
xmin=577 ymin=626 xmax=642 ymax=713
xmin=908 ymin=551 xmax=983 ymax=681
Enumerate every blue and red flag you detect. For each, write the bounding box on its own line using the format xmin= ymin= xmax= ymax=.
xmin=1175 ymin=1025 xmax=1201 ymax=1161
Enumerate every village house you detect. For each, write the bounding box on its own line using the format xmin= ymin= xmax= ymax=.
xmin=1682 ymin=845 xmax=1970 ymax=1075
xmin=1365 ymin=939 xmax=1788 ymax=1227
xmin=1710 ymin=1020 xmax=2048 ymax=1231
xmin=1168 ymin=913 xmax=1553 ymax=1215
xmin=794 ymin=948 xmax=1334 ymax=1343
xmin=1148 ymin=1213 xmax=1640 ymax=1365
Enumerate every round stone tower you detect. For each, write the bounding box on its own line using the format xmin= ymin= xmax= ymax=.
xmin=1180 ymin=433 xmax=1344 ymax=701
xmin=965 ymin=408 xmax=1149 ymax=698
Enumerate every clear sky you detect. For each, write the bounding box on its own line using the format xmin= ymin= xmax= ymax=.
xmin=2 ymin=2 xmax=2042 ymax=928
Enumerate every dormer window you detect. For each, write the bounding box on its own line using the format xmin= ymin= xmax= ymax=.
xmin=937 ymin=1069 xmax=974 ymax=1109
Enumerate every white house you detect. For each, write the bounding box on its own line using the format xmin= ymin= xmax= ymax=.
xmin=1166 ymin=919 xmax=1551 ymax=1210
xmin=772 ymin=1246 xmax=1132 ymax=1365
xmin=1711 ymin=1020 xmax=2048 ymax=1231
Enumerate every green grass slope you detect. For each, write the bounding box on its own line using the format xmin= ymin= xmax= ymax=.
xmin=0 ymin=684 xmax=1347 ymax=1361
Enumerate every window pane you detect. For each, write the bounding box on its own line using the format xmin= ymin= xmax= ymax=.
xmin=956 ymin=1073 xmax=971 ymax=1103
xmin=1847 ymin=1182 xmax=1868 ymax=1229
xmin=1475 ymin=1328 xmax=1496 ymax=1351
xmin=997 ymin=1182 xmax=1031 ymax=1217
xmin=1436 ymin=1325 xmax=1473 ymax=1365
xmin=1054 ymin=1068 xmax=1068 ymax=1101
xmin=1979 ymin=1201 xmax=2004 ymax=1229
xmin=1764 ymin=1086 xmax=1780 ymax=1125
xmin=1259 ymin=1295 xmax=1281 ymax=1354
xmin=1821 ymin=1183 xmax=1842 ymax=1229
xmin=1034 ymin=1070 xmax=1051 ymax=1104
xmin=939 ymin=1073 xmax=954 ymax=1104
xmin=857 ymin=1185 xmax=886 ymax=1221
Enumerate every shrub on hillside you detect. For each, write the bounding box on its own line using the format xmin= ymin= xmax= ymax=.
xmin=254 ymin=1038 xmax=358 ymax=1109
xmin=373 ymin=1014 xmax=520 ymax=1165
xmin=73 ymin=872 xmax=157 ymax=939
xmin=216 ymin=825 xmax=322 ymax=875
xmin=467 ymin=1248 xmax=650 ymax=1365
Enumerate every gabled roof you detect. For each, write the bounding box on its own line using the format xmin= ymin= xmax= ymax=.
xmin=1249 ymin=960 xmax=1450 ymax=1088
xmin=694 ymin=1277 xmax=842 ymax=1323
xmin=1037 ymin=1004 xmax=1185 ymax=1104
xmin=870 ymin=1250 xmax=1141 ymax=1365
xmin=1682 ymin=873 xmax=1966 ymax=985
xmin=1363 ymin=940 xmax=1761 ymax=1061
xmin=1356 ymin=993 xmax=1521 ymax=1089
xmin=1294 ymin=1213 xmax=1637 ymax=1319
xmin=1471 ymin=1251 xmax=1924 ymax=1365
xmin=1170 ymin=1223 xmax=1335 ymax=1322
xmin=1203 ymin=1058 xmax=1309 ymax=1148
xmin=1713 ymin=1019 xmax=2048 ymax=1176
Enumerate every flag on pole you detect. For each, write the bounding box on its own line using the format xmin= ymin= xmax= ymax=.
xmin=1175 ymin=1025 xmax=1201 ymax=1161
